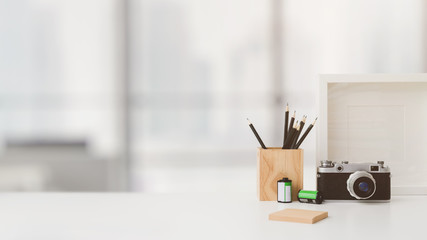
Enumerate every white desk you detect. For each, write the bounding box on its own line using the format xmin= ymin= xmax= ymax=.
xmin=0 ymin=193 xmax=424 ymax=240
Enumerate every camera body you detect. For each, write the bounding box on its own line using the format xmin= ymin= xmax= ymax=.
xmin=317 ymin=160 xmax=391 ymax=200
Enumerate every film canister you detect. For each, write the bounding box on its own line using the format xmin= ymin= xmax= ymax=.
xmin=277 ymin=178 xmax=292 ymax=203
xmin=297 ymin=190 xmax=323 ymax=204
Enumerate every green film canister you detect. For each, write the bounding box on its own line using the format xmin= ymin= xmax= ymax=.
xmin=297 ymin=190 xmax=323 ymax=204
xmin=277 ymin=178 xmax=292 ymax=203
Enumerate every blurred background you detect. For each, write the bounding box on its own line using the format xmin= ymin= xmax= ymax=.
xmin=0 ymin=0 xmax=425 ymax=192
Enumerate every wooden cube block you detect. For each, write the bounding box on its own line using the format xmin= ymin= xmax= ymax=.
xmin=257 ymin=148 xmax=303 ymax=201
xmin=269 ymin=208 xmax=328 ymax=224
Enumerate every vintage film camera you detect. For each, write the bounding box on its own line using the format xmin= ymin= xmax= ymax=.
xmin=317 ymin=160 xmax=391 ymax=200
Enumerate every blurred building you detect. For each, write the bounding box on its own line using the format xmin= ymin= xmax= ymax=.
xmin=0 ymin=0 xmax=425 ymax=191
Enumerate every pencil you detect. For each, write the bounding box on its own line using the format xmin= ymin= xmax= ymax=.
xmin=287 ymin=110 xmax=296 ymax=141
xmin=247 ymin=118 xmax=267 ymax=149
xmin=295 ymin=117 xmax=317 ymax=149
xmin=284 ymin=121 xmax=298 ymax=149
xmin=282 ymin=103 xmax=289 ymax=149
xmin=291 ymin=115 xmax=306 ymax=149
xmin=291 ymin=122 xmax=301 ymax=149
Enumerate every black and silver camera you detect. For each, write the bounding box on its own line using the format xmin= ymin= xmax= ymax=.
xmin=317 ymin=160 xmax=391 ymax=200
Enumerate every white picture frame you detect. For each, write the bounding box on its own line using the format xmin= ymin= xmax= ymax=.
xmin=318 ymin=74 xmax=427 ymax=195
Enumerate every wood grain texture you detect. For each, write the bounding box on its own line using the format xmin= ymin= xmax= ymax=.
xmin=257 ymin=148 xmax=303 ymax=201
xmin=269 ymin=208 xmax=328 ymax=224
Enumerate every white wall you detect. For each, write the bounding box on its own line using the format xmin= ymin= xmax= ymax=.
xmin=281 ymin=0 xmax=426 ymax=189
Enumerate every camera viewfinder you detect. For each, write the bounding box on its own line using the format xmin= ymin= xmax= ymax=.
xmin=370 ymin=166 xmax=379 ymax=171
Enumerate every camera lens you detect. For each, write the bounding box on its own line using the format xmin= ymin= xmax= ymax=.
xmin=346 ymin=171 xmax=376 ymax=200
xmin=358 ymin=182 xmax=369 ymax=192
xmin=353 ymin=177 xmax=375 ymax=198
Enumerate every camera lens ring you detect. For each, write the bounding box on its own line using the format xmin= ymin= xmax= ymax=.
xmin=346 ymin=171 xmax=376 ymax=200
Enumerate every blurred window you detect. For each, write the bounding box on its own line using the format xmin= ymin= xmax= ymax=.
xmin=129 ymin=0 xmax=276 ymax=192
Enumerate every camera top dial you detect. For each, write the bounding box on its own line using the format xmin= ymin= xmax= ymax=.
xmin=320 ymin=160 xmax=334 ymax=168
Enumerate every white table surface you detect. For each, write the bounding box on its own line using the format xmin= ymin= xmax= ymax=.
xmin=0 ymin=193 xmax=424 ymax=240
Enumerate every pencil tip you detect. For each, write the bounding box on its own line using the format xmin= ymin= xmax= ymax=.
xmin=246 ymin=118 xmax=251 ymax=124
xmin=313 ymin=117 xmax=318 ymax=125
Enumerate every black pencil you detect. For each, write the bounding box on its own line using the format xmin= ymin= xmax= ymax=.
xmin=282 ymin=103 xmax=289 ymax=149
xmin=284 ymin=121 xmax=298 ymax=149
xmin=289 ymin=121 xmax=299 ymax=148
xmin=291 ymin=115 xmax=306 ymax=149
xmin=288 ymin=111 xmax=296 ymax=138
xmin=289 ymin=122 xmax=300 ymax=149
xmin=290 ymin=122 xmax=301 ymax=149
xmin=295 ymin=117 xmax=317 ymax=149
xmin=247 ymin=118 xmax=267 ymax=149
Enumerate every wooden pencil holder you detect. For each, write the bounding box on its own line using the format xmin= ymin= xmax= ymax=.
xmin=257 ymin=147 xmax=303 ymax=201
